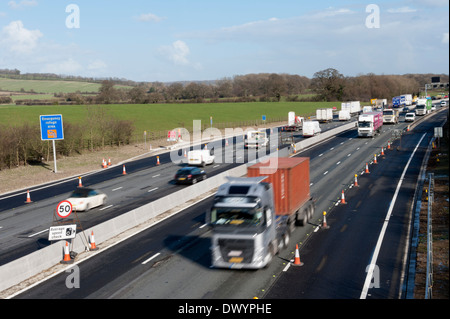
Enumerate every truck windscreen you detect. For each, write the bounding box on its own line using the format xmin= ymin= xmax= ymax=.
xmin=210 ymin=208 xmax=264 ymax=226
xmin=358 ymin=121 xmax=372 ymax=128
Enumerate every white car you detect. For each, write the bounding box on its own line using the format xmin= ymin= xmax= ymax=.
xmin=441 ymin=101 xmax=447 ymax=107
xmin=66 ymin=187 xmax=107 ymax=211
xmin=405 ymin=112 xmax=415 ymax=122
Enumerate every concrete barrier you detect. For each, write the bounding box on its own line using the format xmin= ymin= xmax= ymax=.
xmin=0 ymin=122 xmax=356 ymax=294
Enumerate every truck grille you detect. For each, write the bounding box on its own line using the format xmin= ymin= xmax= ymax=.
xmin=218 ymin=238 xmax=254 ymax=263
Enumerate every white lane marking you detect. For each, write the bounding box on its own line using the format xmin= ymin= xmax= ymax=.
xmin=360 ymin=133 xmax=426 ymax=299
xmin=142 ymin=252 xmax=161 ymax=265
xmin=28 ymin=229 xmax=49 ymax=238
xmin=112 ymin=187 xmax=123 ymax=191
xmin=152 ymin=174 xmax=160 ymax=178
xmin=148 ymin=187 xmax=159 ymax=193
xmin=100 ymin=205 xmax=113 ymax=211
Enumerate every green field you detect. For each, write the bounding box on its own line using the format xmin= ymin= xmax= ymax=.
xmin=0 ymin=101 xmax=340 ymax=134
xmin=0 ymin=78 xmax=104 ymax=94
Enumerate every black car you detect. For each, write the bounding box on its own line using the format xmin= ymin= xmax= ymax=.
xmin=174 ymin=167 xmax=206 ymax=184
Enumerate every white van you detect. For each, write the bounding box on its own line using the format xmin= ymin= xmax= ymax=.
xmin=302 ymin=121 xmax=321 ymax=137
xmin=188 ymin=150 xmax=215 ymax=167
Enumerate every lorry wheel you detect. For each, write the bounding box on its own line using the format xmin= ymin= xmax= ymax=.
xmin=282 ymin=232 xmax=290 ymax=249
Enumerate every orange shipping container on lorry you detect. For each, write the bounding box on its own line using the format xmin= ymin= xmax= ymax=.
xmin=247 ymin=157 xmax=314 ymax=224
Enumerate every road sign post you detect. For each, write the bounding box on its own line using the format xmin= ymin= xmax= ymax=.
xmin=40 ymin=115 xmax=64 ymax=173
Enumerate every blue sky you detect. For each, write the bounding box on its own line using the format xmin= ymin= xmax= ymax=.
xmin=0 ymin=0 xmax=448 ymax=82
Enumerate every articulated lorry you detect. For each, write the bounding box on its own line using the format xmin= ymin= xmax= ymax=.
xmin=341 ymin=101 xmax=361 ymax=115
xmin=357 ymin=112 xmax=383 ymax=137
xmin=315 ymin=108 xmax=333 ymax=123
xmin=284 ymin=112 xmax=304 ymax=131
xmin=208 ymin=157 xmax=315 ymax=269
xmin=382 ymin=108 xmax=399 ymax=124
xmin=415 ymin=98 xmax=432 ymax=115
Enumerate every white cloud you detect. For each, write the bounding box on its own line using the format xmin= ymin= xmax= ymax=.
xmin=8 ymin=0 xmax=38 ymax=9
xmin=387 ymin=7 xmax=417 ymax=13
xmin=136 ymin=13 xmax=165 ymax=22
xmin=0 ymin=20 xmax=42 ymax=54
xmin=158 ymin=40 xmax=191 ymax=65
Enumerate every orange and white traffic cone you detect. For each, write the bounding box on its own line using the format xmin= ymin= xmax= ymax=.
xmin=61 ymin=241 xmax=73 ymax=264
xmin=341 ymin=190 xmax=347 ymax=204
xmin=184 ymin=149 xmax=187 ymax=157
xmin=381 ymin=147 xmax=385 ymax=156
xmin=387 ymin=141 xmax=391 ymax=150
xmin=292 ymin=244 xmax=304 ymax=266
xmin=78 ymin=176 xmax=82 ymax=187
xmin=102 ymin=158 xmax=107 ymax=168
xmin=354 ymin=174 xmax=359 ymax=187
xmin=25 ymin=190 xmax=32 ymax=203
xmin=365 ymin=162 xmax=370 ymax=174
xmin=322 ymin=211 xmax=330 ymax=229
xmin=90 ymin=231 xmax=99 ymax=251
xmin=108 ymin=158 xmax=112 ymax=166
xmin=374 ymin=154 xmax=378 ymax=164
xmin=122 ymin=165 xmax=127 ymax=175
xmin=156 ymin=156 xmax=160 ymax=165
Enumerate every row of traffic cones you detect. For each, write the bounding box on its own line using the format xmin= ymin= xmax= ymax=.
xmin=102 ymin=158 xmax=112 ymax=168
xmin=60 ymin=231 xmax=99 ymax=264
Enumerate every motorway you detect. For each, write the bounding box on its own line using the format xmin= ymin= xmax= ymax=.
xmin=2 ymin=104 xmax=448 ymax=299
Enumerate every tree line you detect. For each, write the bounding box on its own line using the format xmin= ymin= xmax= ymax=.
xmin=65 ymin=70 xmax=447 ymax=105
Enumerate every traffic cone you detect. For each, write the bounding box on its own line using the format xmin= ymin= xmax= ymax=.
xmin=225 ymin=139 xmax=229 ymax=146
xmin=204 ymin=144 xmax=207 ymax=150
xmin=156 ymin=156 xmax=160 ymax=165
xmin=387 ymin=141 xmax=391 ymax=150
xmin=102 ymin=158 xmax=107 ymax=168
xmin=341 ymin=190 xmax=347 ymax=204
xmin=108 ymin=158 xmax=112 ymax=166
xmin=25 ymin=190 xmax=32 ymax=203
xmin=78 ymin=176 xmax=82 ymax=187
xmin=122 ymin=165 xmax=127 ymax=175
xmin=322 ymin=211 xmax=330 ymax=229
xmin=61 ymin=241 xmax=73 ymax=264
xmin=381 ymin=147 xmax=385 ymax=156
xmin=354 ymin=174 xmax=359 ymax=187
xmin=365 ymin=162 xmax=370 ymax=174
xmin=292 ymin=244 xmax=304 ymax=266
xmin=90 ymin=231 xmax=99 ymax=251
xmin=374 ymin=154 xmax=378 ymax=164
xmin=184 ymin=149 xmax=187 ymax=157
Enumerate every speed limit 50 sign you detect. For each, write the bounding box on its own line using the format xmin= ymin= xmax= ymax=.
xmin=56 ymin=200 xmax=73 ymax=218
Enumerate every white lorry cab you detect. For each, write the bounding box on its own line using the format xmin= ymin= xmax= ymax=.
xmin=188 ymin=150 xmax=215 ymax=167
xmin=302 ymin=121 xmax=321 ymax=137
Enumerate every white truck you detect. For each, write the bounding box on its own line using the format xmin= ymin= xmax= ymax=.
xmin=244 ymin=130 xmax=269 ymax=149
xmin=338 ymin=110 xmax=351 ymax=121
xmin=362 ymin=106 xmax=373 ymax=113
xmin=188 ymin=150 xmax=215 ymax=167
xmin=315 ymin=108 xmax=333 ymax=123
xmin=382 ymin=108 xmax=399 ymax=124
xmin=402 ymin=94 xmax=413 ymax=106
xmin=284 ymin=112 xmax=304 ymax=131
xmin=357 ymin=112 xmax=383 ymax=137
xmin=341 ymin=101 xmax=361 ymax=115
xmin=302 ymin=121 xmax=321 ymax=137
xmin=415 ymin=98 xmax=432 ymax=115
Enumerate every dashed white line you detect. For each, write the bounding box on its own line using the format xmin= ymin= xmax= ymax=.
xmin=148 ymin=187 xmax=159 ymax=193
xmin=28 ymin=229 xmax=48 ymax=238
xmin=100 ymin=205 xmax=113 ymax=211
xmin=152 ymin=174 xmax=160 ymax=178
xmin=112 ymin=187 xmax=123 ymax=191
xmin=324 ymin=171 xmax=329 ymax=175
xmin=336 ymin=161 xmax=341 ymax=165
xmin=142 ymin=252 xmax=161 ymax=265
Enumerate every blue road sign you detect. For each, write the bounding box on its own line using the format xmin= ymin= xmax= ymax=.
xmin=40 ymin=114 xmax=64 ymax=141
